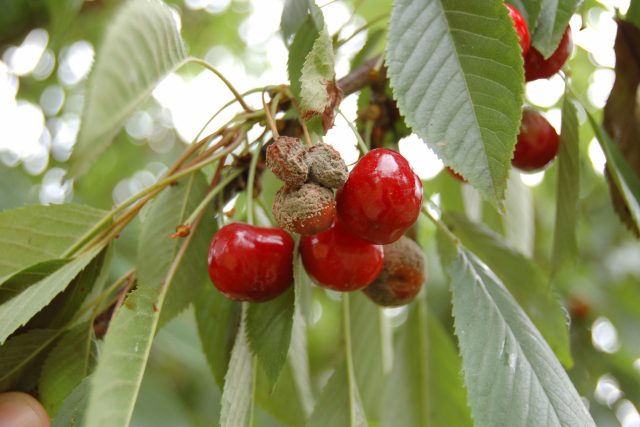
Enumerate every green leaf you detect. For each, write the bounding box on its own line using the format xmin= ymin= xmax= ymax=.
xmin=588 ymin=112 xmax=640 ymax=233
xmin=0 ymin=247 xmax=102 ymax=344
xmin=506 ymin=0 xmax=543 ymax=33
xmin=137 ymin=172 xmax=212 ymax=329
xmin=350 ymin=293 xmax=391 ymax=422
xmin=300 ymin=25 xmax=337 ymax=117
xmin=288 ymin=18 xmax=321 ymax=100
xmin=0 ymin=204 xmax=106 ymax=281
xmin=0 ymin=260 xmax=68 ymax=303
xmin=531 ymin=0 xmax=578 ymax=58
xmin=280 ymin=0 xmax=323 ymax=44
xmin=381 ymin=301 xmax=473 ymax=427
xmin=627 ymin=0 xmax=640 ymax=28
xmin=387 ymin=0 xmax=524 ymax=205
xmin=69 ymin=0 xmax=187 ymax=177
xmin=195 ymin=285 xmax=241 ymax=388
xmin=307 ymin=360 xmax=367 ymax=427
xmin=246 ymin=288 xmax=294 ymax=389
xmin=294 ymin=253 xmax=313 ymax=326
xmin=552 ymin=98 xmax=579 ymax=273
xmin=449 ymin=250 xmax=596 ymax=427
xmin=52 ymin=377 xmax=91 ymax=427
xmin=39 ymin=322 xmax=95 ymax=416
xmin=503 ymin=170 xmax=534 ymax=256
xmin=220 ymin=310 xmax=254 ymax=427
xmin=443 ymin=212 xmax=572 ymax=366
xmin=287 ymin=308 xmax=314 ymax=417
xmin=0 ymin=329 xmax=59 ymax=390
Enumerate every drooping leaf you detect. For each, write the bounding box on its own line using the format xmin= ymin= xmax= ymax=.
xmin=387 ymin=0 xmax=524 ymax=205
xmin=503 ymin=170 xmax=534 ymax=256
xmin=246 ymin=288 xmax=294 ymax=389
xmin=69 ymin=0 xmax=187 ymax=177
xmin=552 ymin=97 xmax=580 ymax=273
xmin=293 ymin=253 xmax=313 ymax=325
xmin=195 ymin=285 xmax=241 ymax=388
xmin=0 ymin=260 xmax=68 ymax=303
xmin=52 ymin=377 xmax=91 ymax=427
xmin=287 ymin=307 xmax=314 ymax=417
xmin=532 ymin=0 xmax=578 ymax=58
xmin=350 ymin=293 xmax=391 ymax=422
xmin=0 ymin=204 xmax=105 ymax=282
xmin=443 ymin=212 xmax=572 ymax=366
xmin=0 ymin=247 xmax=102 ymax=344
xmin=39 ymin=322 xmax=95 ymax=416
xmin=307 ymin=360 xmax=368 ymax=427
xmin=449 ymin=250 xmax=596 ymax=427
xmin=603 ymin=19 xmax=640 ymax=236
xmin=506 ymin=0 xmax=543 ymax=33
xmin=220 ymin=309 xmax=254 ymax=427
xmin=280 ymin=0 xmax=323 ymax=45
xmin=381 ymin=300 xmax=473 ymax=427
xmin=0 ymin=329 xmax=59 ymax=390
xmin=288 ymin=18 xmax=321 ymax=99
xmin=137 ymin=171 xmax=213 ymax=329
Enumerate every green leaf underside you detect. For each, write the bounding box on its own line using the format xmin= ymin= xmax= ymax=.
xmin=0 ymin=329 xmax=59 ymax=390
xmin=0 ymin=204 xmax=105 ymax=282
xmin=247 ymin=287 xmax=294 ymax=389
xmin=532 ymin=0 xmax=578 ymax=58
xmin=69 ymin=0 xmax=187 ymax=177
xmin=588 ymin=113 xmax=640 ymax=231
xmin=552 ymin=98 xmax=579 ymax=273
xmin=450 ymin=251 xmax=596 ymax=427
xmin=52 ymin=376 xmax=91 ymax=427
xmin=39 ymin=322 xmax=94 ymax=416
xmin=220 ymin=310 xmax=254 ymax=427
xmin=443 ymin=212 xmax=572 ymax=366
xmin=381 ymin=301 xmax=472 ymax=427
xmin=307 ymin=360 xmax=367 ymax=427
xmin=300 ymin=24 xmax=336 ymax=115
xmin=195 ymin=285 xmax=241 ymax=388
xmin=506 ymin=0 xmax=543 ymax=33
xmin=288 ymin=18 xmax=321 ymax=100
xmin=0 ymin=260 xmax=68 ymax=303
xmin=0 ymin=247 xmax=102 ymax=344
xmin=387 ymin=0 xmax=524 ymax=205
xmin=503 ymin=171 xmax=534 ymax=256
xmin=280 ymin=0 xmax=323 ymax=44
xmin=287 ymin=307 xmax=314 ymax=418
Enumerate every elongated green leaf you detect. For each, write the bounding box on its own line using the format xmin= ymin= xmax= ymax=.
xmin=381 ymin=301 xmax=472 ymax=427
xmin=138 ymin=172 xmax=212 ymax=329
xmin=443 ymin=212 xmax=572 ymax=366
xmin=387 ymin=0 xmax=524 ymax=205
xmin=40 ymin=322 xmax=94 ymax=416
xmin=220 ymin=310 xmax=254 ymax=427
xmin=0 ymin=247 xmax=101 ymax=344
xmin=507 ymin=0 xmax=543 ymax=33
xmin=294 ymin=253 xmax=313 ymax=324
xmin=289 ymin=18 xmax=321 ymax=99
xmin=280 ymin=0 xmax=323 ymax=44
xmin=450 ymin=250 xmax=596 ymax=427
xmin=588 ymin=112 xmax=640 ymax=233
xmin=0 ymin=260 xmax=68 ymax=303
xmin=300 ymin=25 xmax=337 ymax=117
xmin=69 ymin=0 xmax=187 ymax=177
xmin=52 ymin=377 xmax=91 ymax=427
xmin=552 ymin=98 xmax=579 ymax=273
xmin=0 ymin=329 xmax=59 ymax=390
xmin=350 ymin=293 xmax=391 ymax=422
xmin=247 ymin=288 xmax=294 ymax=389
xmin=532 ymin=0 xmax=578 ymax=58
xmin=287 ymin=308 xmax=314 ymax=417
xmin=0 ymin=204 xmax=105 ymax=281
xmin=195 ymin=285 xmax=241 ymax=388
xmin=628 ymin=0 xmax=640 ymax=28
xmin=503 ymin=170 xmax=533 ymax=256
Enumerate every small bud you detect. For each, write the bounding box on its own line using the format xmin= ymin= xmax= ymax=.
xmin=273 ymin=182 xmax=336 ymax=236
xmin=266 ymin=136 xmax=308 ymax=189
xmin=305 ymin=143 xmax=348 ymax=189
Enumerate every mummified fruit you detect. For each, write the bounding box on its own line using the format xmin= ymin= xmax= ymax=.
xmin=273 ymin=182 xmax=336 ymax=235
xmin=266 ymin=136 xmax=308 ymax=189
xmin=305 ymin=143 xmax=348 ymax=189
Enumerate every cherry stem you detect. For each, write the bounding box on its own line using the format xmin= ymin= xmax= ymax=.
xmin=262 ymin=91 xmax=280 ymax=138
xmin=189 ymin=57 xmax=253 ymax=112
xmin=246 ymin=138 xmax=263 ymax=226
xmin=183 ymin=168 xmax=244 ymax=228
xmin=337 ymin=107 xmax=369 ymax=154
xmin=420 ymin=204 xmax=459 ymax=245
xmin=336 ymin=13 xmax=389 ymax=48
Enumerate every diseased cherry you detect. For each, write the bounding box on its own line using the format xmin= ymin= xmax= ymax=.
xmin=299 ymin=220 xmax=383 ymax=292
xmin=336 ymin=148 xmax=423 ymax=244
xmin=363 ymin=236 xmax=426 ymax=307
xmin=512 ymin=109 xmax=559 ymax=172
xmin=266 ymin=136 xmax=308 ymax=189
xmin=207 ymin=223 xmax=294 ymax=302
xmin=506 ymin=3 xmax=531 ymax=55
xmin=525 ymin=25 xmax=572 ymax=82
xmin=273 ymin=182 xmax=336 ymax=235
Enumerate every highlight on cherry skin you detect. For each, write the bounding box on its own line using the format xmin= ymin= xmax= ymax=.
xmin=525 ymin=25 xmax=573 ymax=82
xmin=512 ymin=108 xmax=560 ymax=172
xmin=505 ymin=3 xmax=531 ymax=55
xmin=207 ymin=222 xmax=295 ymax=302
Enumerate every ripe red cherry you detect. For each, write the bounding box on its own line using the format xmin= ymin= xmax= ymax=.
xmin=336 ymin=148 xmax=423 ymax=244
xmin=512 ymin=109 xmax=559 ymax=172
xmin=207 ymin=223 xmax=294 ymax=302
xmin=525 ymin=25 xmax=572 ymax=81
xmin=299 ymin=221 xmax=383 ymax=292
xmin=505 ymin=4 xmax=531 ymax=55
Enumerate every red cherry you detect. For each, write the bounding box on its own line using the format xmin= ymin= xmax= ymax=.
xmin=505 ymin=4 xmax=531 ymax=55
xmin=512 ymin=109 xmax=559 ymax=172
xmin=299 ymin=221 xmax=384 ymax=292
xmin=336 ymin=148 xmax=423 ymax=244
xmin=525 ymin=25 xmax=572 ymax=82
xmin=207 ymin=223 xmax=294 ymax=302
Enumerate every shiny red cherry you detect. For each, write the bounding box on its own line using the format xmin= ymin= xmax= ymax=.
xmin=207 ymin=223 xmax=294 ymax=302
xmin=512 ymin=109 xmax=559 ymax=172
xmin=525 ymin=26 xmax=572 ymax=81
xmin=506 ymin=3 xmax=531 ymax=55
xmin=336 ymin=148 xmax=423 ymax=244
xmin=299 ymin=221 xmax=384 ymax=292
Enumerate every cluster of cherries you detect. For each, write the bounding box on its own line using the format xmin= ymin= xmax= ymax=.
xmin=207 ymin=141 xmax=425 ymax=306
xmin=449 ymin=4 xmax=572 ymax=181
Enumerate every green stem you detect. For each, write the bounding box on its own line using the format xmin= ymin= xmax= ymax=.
xmin=337 ymin=108 xmax=369 ymax=154
xmin=420 ymin=205 xmax=459 ymax=245
xmin=336 ymin=13 xmax=389 ymax=48
xmin=246 ymin=139 xmax=263 ymax=226
xmin=183 ymin=169 xmax=244 ymax=227
xmin=189 ymin=57 xmax=253 ymax=112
